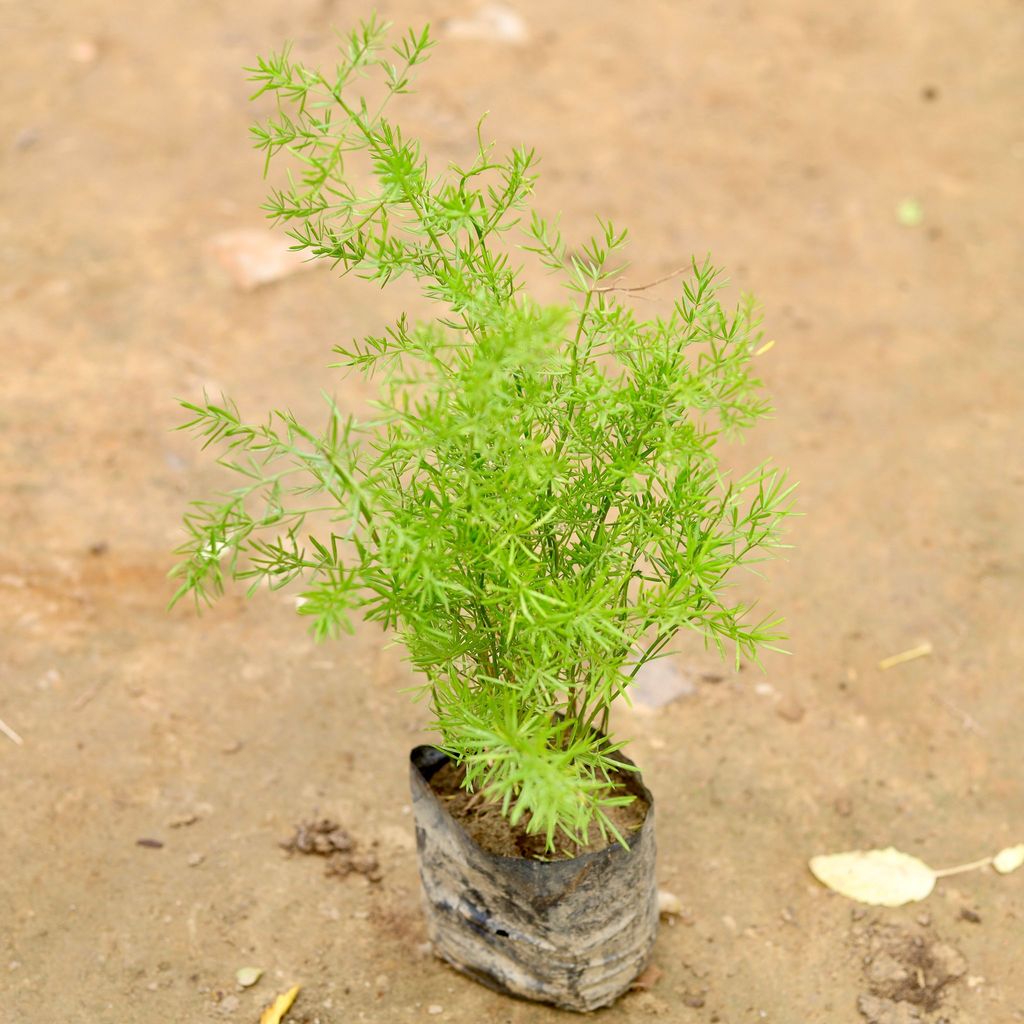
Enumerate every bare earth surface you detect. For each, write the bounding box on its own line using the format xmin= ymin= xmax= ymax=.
xmin=2 ymin=2 xmax=1022 ymax=1022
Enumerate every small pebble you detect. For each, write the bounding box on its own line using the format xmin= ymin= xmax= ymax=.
xmin=12 ymin=128 xmax=37 ymax=151
xmin=776 ymin=696 xmax=806 ymax=723
xmin=136 ymin=838 xmax=164 ymax=849
xmin=630 ymin=660 xmax=696 ymax=709
xmin=959 ymin=908 xmax=982 ymax=924
xmin=427 ymin=1005 xmax=444 ymax=1015
xmin=187 ymin=852 xmax=205 ymax=867
xmin=236 ymin=967 xmax=262 ymax=988
xmin=656 ymin=890 xmax=683 ymax=917
xmin=443 ymin=4 xmax=528 ymax=44
xmin=833 ymin=796 xmax=853 ymax=817
xmin=206 ymin=229 xmax=316 ymax=291
xmin=69 ymin=39 xmax=99 ymax=64
xmin=220 ymin=993 xmax=240 ymax=1013
xmin=916 ymin=912 xmax=931 ymax=927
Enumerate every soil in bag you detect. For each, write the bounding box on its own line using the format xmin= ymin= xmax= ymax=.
xmin=429 ymin=759 xmax=648 ymax=859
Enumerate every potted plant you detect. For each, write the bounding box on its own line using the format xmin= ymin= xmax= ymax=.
xmin=172 ymin=17 xmax=793 ymax=1012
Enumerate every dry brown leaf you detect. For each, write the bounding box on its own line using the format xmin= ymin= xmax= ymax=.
xmin=259 ymin=984 xmax=301 ymax=1024
xmin=629 ymin=963 xmax=664 ymax=991
xmin=809 ymin=848 xmax=936 ymax=907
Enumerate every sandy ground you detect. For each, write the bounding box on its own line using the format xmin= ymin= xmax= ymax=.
xmin=2 ymin=2 xmax=1023 ymax=1022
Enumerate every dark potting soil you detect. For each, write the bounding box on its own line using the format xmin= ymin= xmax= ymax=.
xmin=429 ymin=760 xmax=648 ymax=860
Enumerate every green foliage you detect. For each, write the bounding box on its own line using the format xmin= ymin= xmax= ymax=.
xmin=171 ymin=18 xmax=794 ymax=851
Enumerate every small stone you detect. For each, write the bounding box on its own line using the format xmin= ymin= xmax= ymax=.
xmin=206 ymin=229 xmax=317 ymax=291
xmin=656 ymin=890 xmax=683 ymax=917
xmin=631 ymin=660 xmax=696 ymax=709
xmin=632 ymin=992 xmax=669 ymax=1016
xmin=930 ymin=942 xmax=967 ymax=980
xmin=443 ymin=4 xmax=528 ymax=44
xmin=866 ymin=951 xmax=908 ymax=987
xmin=427 ymin=1005 xmax=443 ymax=1016
xmin=187 ymin=852 xmax=205 ymax=867
xmin=776 ymin=695 xmax=806 ymax=722
xmin=959 ymin=907 xmax=982 ymax=924
xmin=857 ymin=993 xmax=922 ymax=1024
xmin=220 ymin=994 xmax=240 ymax=1013
xmin=12 ymin=130 xmax=39 ymax=152
xmin=683 ymin=992 xmax=706 ymax=1008
xmin=327 ymin=827 xmax=354 ymax=852
xmin=915 ymin=911 xmax=931 ymax=927
xmin=69 ymin=40 xmax=99 ymax=64
xmin=167 ymin=812 xmax=198 ymax=828
xmin=235 ymin=966 xmax=262 ymax=988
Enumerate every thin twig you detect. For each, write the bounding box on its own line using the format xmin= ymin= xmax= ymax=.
xmin=933 ymin=855 xmax=994 ymax=878
xmin=593 ymin=264 xmax=690 ymax=294
xmin=878 ymin=641 xmax=933 ymax=670
xmin=73 ymin=679 xmax=106 ymax=711
xmin=932 ymin=692 xmax=986 ymax=735
xmin=0 ymin=715 xmax=23 ymax=745
xmin=464 ymin=790 xmax=486 ymax=813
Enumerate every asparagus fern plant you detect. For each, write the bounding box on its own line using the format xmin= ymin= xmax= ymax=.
xmin=172 ymin=17 xmax=794 ymax=850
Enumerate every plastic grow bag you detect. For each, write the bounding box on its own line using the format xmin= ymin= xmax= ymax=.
xmin=409 ymin=745 xmax=658 ymax=1012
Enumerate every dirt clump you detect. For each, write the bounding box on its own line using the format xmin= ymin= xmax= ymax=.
xmin=854 ymin=919 xmax=966 ymax=1022
xmin=430 ymin=760 xmax=648 ymax=860
xmin=281 ymin=818 xmax=382 ymax=882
